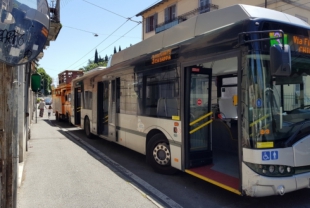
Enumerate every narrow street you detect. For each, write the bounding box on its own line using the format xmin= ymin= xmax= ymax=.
xmin=17 ymin=113 xmax=161 ymax=208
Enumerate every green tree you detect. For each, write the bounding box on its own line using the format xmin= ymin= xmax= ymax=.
xmin=105 ymin=55 xmax=108 ymax=62
xmin=114 ymin=46 xmax=117 ymax=54
xmin=37 ymin=67 xmax=53 ymax=96
xmin=118 ymin=46 xmax=121 ymax=52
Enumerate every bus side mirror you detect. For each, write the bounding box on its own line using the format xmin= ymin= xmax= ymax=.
xmin=270 ymin=44 xmax=291 ymax=76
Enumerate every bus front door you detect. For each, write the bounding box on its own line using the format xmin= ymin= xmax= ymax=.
xmin=185 ymin=66 xmax=212 ymax=168
xmin=74 ymin=87 xmax=81 ymax=125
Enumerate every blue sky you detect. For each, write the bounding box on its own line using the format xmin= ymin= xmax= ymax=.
xmin=39 ymin=0 xmax=158 ymax=83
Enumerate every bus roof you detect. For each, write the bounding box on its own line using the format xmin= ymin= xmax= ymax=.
xmin=111 ymin=4 xmax=310 ymax=67
xmin=72 ymin=67 xmax=107 ymax=83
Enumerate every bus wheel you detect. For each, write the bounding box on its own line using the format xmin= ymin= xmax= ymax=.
xmin=146 ymin=133 xmax=177 ymax=175
xmin=84 ymin=117 xmax=92 ymax=139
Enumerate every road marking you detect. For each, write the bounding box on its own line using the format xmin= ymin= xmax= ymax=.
xmin=60 ymin=126 xmax=183 ymax=208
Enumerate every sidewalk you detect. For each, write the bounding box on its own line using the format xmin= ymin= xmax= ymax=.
xmin=17 ymin=111 xmax=160 ymax=208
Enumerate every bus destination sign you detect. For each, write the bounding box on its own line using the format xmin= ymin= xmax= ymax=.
xmin=269 ymin=32 xmax=310 ymax=54
xmin=152 ymin=49 xmax=172 ymax=64
xmin=292 ymin=36 xmax=310 ymax=54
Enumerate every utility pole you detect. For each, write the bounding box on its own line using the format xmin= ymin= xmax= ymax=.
xmin=0 ymin=63 xmax=15 ymax=207
xmin=265 ymin=0 xmax=267 ymax=8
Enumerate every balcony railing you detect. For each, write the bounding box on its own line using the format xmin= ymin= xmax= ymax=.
xmin=155 ymin=4 xmax=219 ymax=34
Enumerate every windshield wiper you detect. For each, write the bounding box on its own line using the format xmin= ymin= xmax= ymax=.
xmin=284 ymin=120 xmax=310 ymax=147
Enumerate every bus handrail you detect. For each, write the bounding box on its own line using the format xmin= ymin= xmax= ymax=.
xmin=190 ymin=111 xmax=213 ymax=126
xmin=190 ymin=119 xmax=213 ymax=134
xmin=249 ymin=114 xmax=270 ymax=127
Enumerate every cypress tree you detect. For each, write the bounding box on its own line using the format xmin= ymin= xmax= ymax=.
xmin=114 ymin=47 xmax=117 ymax=54
xmin=94 ymin=49 xmax=98 ymax=63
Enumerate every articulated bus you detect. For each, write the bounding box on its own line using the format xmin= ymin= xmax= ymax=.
xmin=70 ymin=4 xmax=310 ymax=197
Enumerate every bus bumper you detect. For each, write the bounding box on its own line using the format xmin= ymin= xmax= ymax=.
xmin=242 ymin=163 xmax=310 ymax=197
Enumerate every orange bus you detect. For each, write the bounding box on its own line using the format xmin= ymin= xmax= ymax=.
xmin=52 ymin=70 xmax=83 ymax=122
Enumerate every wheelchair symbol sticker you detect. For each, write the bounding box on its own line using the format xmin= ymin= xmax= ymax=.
xmin=262 ymin=151 xmax=270 ymax=160
xmin=262 ymin=151 xmax=278 ymax=161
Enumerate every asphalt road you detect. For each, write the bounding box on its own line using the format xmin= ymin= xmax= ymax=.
xmin=48 ymin=120 xmax=310 ymax=208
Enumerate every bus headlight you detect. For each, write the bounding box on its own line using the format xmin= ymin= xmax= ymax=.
xmin=269 ymin=165 xmax=275 ymax=173
xmin=245 ymin=162 xmax=294 ymax=177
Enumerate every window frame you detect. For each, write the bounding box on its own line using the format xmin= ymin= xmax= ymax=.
xmin=164 ymin=4 xmax=176 ymax=23
xmin=145 ymin=13 xmax=158 ymax=33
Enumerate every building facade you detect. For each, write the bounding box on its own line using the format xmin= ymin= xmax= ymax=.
xmin=137 ymin=0 xmax=310 ymax=40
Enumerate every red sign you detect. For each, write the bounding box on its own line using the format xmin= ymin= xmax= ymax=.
xmin=197 ymin=99 xmax=202 ymax=106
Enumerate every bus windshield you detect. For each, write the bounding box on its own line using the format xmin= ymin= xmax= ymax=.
xmin=246 ymin=51 xmax=310 ymax=149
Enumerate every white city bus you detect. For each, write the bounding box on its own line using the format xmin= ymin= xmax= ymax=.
xmin=70 ymin=4 xmax=310 ymax=197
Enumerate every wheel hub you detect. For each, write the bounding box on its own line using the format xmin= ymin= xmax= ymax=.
xmin=153 ymin=143 xmax=170 ymax=165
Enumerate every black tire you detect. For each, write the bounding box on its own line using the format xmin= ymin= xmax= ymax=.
xmin=146 ymin=133 xmax=178 ymax=175
xmin=84 ymin=117 xmax=93 ymax=139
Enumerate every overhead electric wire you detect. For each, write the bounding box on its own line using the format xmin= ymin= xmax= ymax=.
xmin=63 ymin=0 xmax=159 ymax=71
xmin=63 ymin=20 xmax=130 ymax=70
xmin=63 ymin=25 xmax=98 ymax=35
xmin=63 ymin=25 xmax=140 ymax=38
xmin=75 ymin=22 xmax=142 ymax=70
xmin=98 ymin=23 xmax=141 ymax=55
xmin=83 ymin=0 xmax=141 ymax=23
